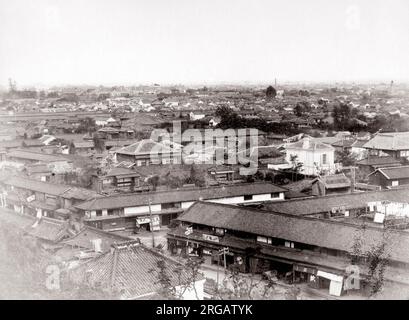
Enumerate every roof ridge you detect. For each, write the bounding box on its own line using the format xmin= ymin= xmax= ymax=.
xmin=180 ymin=199 xmax=409 ymax=235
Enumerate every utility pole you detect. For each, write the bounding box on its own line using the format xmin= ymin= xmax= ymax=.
xmin=148 ymin=199 xmax=155 ymax=248
xmin=343 ymin=166 xmax=357 ymax=192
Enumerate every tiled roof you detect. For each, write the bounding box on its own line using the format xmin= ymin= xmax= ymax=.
xmin=25 ymin=217 xmax=69 ymax=242
xmin=69 ymin=241 xmax=200 ymax=299
xmin=375 ymin=166 xmax=409 ymax=180
xmin=357 ymin=157 xmax=402 ymax=167
xmin=2 ymin=176 xmax=71 ymax=196
xmin=286 ymin=138 xmax=334 ymax=151
xmin=75 ymin=183 xmax=287 ymax=211
xmin=103 ymin=167 xmax=144 ymax=178
xmin=1 ymin=176 xmax=99 ymax=200
xmin=262 ymin=188 xmax=409 ymax=216
xmin=363 ymin=132 xmax=409 ymax=151
xmin=73 ymin=141 xmax=94 ymax=148
xmin=313 ymin=174 xmax=351 ymax=189
xmin=63 ymin=226 xmax=132 ymax=252
xmin=177 ymin=201 xmax=409 ymax=264
xmin=115 ymin=139 xmax=173 ymax=156
xmin=7 ymin=149 xmax=69 ymax=163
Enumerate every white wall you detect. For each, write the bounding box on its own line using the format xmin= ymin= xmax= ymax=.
xmin=286 ymin=148 xmax=334 ymax=175
xmin=124 ymin=204 xmax=161 ymax=215
xmin=207 ymin=193 xmax=284 ymax=205
xmin=182 ymin=201 xmax=195 ymax=209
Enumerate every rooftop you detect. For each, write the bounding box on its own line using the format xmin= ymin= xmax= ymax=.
xmin=115 ymin=139 xmax=174 ymax=156
xmin=363 ymin=132 xmax=409 ymax=151
xmin=75 ymin=182 xmax=287 ymax=211
xmin=69 ymin=241 xmax=199 ymax=299
xmin=313 ymin=174 xmax=351 ymax=189
xmin=177 ymin=201 xmax=409 ymax=264
xmin=262 ymin=188 xmax=409 ymax=216
xmin=286 ymin=138 xmax=334 ymax=151
xmin=373 ymin=166 xmax=409 ymax=180
xmin=7 ymin=149 xmax=70 ymax=163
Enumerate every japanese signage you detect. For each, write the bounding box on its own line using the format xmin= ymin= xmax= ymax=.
xmin=136 ymin=216 xmax=160 ymax=225
xmin=202 ymin=234 xmax=219 ymax=243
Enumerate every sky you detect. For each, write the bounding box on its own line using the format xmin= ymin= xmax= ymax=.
xmin=1 ymin=0 xmax=409 ymax=87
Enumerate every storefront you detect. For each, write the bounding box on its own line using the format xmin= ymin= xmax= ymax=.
xmin=136 ymin=215 xmax=160 ymax=232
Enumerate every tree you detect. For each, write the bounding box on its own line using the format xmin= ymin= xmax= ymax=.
xmin=266 ymin=86 xmax=277 ymax=98
xmin=332 ymin=103 xmax=352 ymax=130
xmin=185 ymin=164 xmax=206 ymax=187
xmin=147 ymin=175 xmax=160 ymax=191
xmin=92 ymin=134 xmax=105 ymax=153
xmin=349 ymin=224 xmax=391 ymax=298
xmin=295 ymin=104 xmax=304 ymax=117
xmin=335 ymin=149 xmax=358 ymax=167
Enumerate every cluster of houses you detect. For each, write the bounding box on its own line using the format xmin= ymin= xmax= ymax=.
xmin=2 ymin=85 xmax=409 ymax=299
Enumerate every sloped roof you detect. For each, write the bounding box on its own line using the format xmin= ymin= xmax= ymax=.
xmin=286 ymin=138 xmax=334 ymax=151
xmin=374 ymin=166 xmax=409 ymax=180
xmin=69 ymin=241 xmax=199 ymax=299
xmin=73 ymin=141 xmax=94 ymax=148
xmin=2 ymin=176 xmax=71 ymax=196
xmin=262 ymin=188 xmax=409 ymax=216
xmin=25 ymin=217 xmax=69 ymax=242
xmin=313 ymin=174 xmax=351 ymax=189
xmin=7 ymin=149 xmax=69 ymax=163
xmin=103 ymin=167 xmax=144 ymax=178
xmin=75 ymin=183 xmax=287 ymax=211
xmin=357 ymin=157 xmax=402 ymax=167
xmin=115 ymin=139 xmax=173 ymax=156
xmin=363 ymin=132 xmax=409 ymax=151
xmin=63 ymin=226 xmax=132 ymax=252
xmin=177 ymin=201 xmax=409 ymax=264
xmin=1 ymin=176 xmax=99 ymax=200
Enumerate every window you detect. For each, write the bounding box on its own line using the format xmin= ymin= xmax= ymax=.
xmin=285 ymin=241 xmax=295 ymax=248
xmin=400 ymin=151 xmax=409 ymax=157
xmin=96 ymin=210 xmax=102 ymax=217
xmin=257 ymin=236 xmax=272 ymax=244
xmin=215 ymin=228 xmax=225 ymax=236
xmin=107 ymin=209 xmax=114 ymax=216
xmin=392 ymin=180 xmax=399 ymax=187
xmin=271 ymin=192 xmax=280 ymax=199
xmin=244 ymin=195 xmax=253 ymax=201
xmin=322 ymin=153 xmax=327 ymax=165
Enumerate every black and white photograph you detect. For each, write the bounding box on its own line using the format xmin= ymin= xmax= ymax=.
xmin=0 ymin=0 xmax=409 ymax=308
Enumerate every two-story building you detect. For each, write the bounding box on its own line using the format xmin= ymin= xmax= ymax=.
xmin=363 ymin=132 xmax=409 ymax=160
xmin=285 ymin=137 xmax=335 ymax=176
xmin=74 ymin=183 xmax=287 ymax=232
xmin=167 ymin=201 xmax=409 ymax=298
xmin=115 ymin=139 xmax=182 ymax=166
xmin=0 ymin=176 xmax=99 ymax=219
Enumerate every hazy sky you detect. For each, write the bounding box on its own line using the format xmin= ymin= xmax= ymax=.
xmin=1 ymin=0 xmax=409 ymax=87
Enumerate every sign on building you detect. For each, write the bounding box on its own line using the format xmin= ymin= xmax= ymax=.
xmin=202 ymin=234 xmax=219 ymax=243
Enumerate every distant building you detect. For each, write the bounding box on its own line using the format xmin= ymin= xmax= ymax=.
xmin=69 ymin=240 xmax=205 ymax=300
xmin=115 ymin=139 xmax=182 ymax=166
xmin=356 ymin=156 xmax=402 ymax=177
xmin=167 ymin=200 xmax=409 ymax=297
xmin=285 ymin=137 xmax=335 ymax=176
xmin=363 ymin=132 xmax=409 ymax=160
xmin=74 ymin=183 xmax=287 ymax=232
xmin=368 ymin=166 xmax=409 ymax=189
xmin=311 ymin=174 xmax=351 ymax=196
